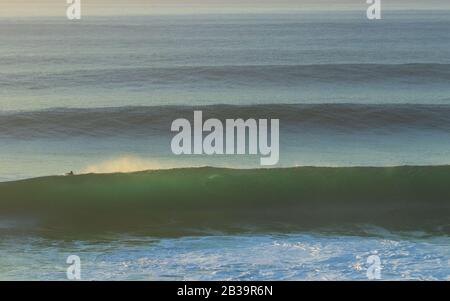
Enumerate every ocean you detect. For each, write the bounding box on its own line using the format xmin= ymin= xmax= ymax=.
xmin=0 ymin=11 xmax=449 ymax=280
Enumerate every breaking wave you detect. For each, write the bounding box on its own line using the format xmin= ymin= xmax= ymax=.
xmin=0 ymin=166 xmax=449 ymax=236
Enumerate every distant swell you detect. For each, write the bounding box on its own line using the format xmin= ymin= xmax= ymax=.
xmin=1 ymin=104 xmax=450 ymax=138
xmin=0 ymin=166 xmax=449 ymax=235
xmin=2 ymin=63 xmax=450 ymax=89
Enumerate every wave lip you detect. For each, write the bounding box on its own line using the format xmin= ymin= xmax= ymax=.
xmin=0 ymin=166 xmax=449 ymax=236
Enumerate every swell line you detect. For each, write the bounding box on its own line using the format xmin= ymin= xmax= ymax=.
xmin=1 ymin=104 xmax=450 ymax=138
xmin=1 ymin=63 xmax=449 ymax=89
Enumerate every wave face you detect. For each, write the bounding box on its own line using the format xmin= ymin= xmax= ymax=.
xmin=0 ymin=166 xmax=449 ymax=236
xmin=2 ymin=104 xmax=450 ymax=138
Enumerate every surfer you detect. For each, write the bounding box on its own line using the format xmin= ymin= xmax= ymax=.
xmin=65 ymin=171 xmax=75 ymax=176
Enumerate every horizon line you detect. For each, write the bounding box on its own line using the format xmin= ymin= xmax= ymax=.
xmin=1 ymin=8 xmax=449 ymax=18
